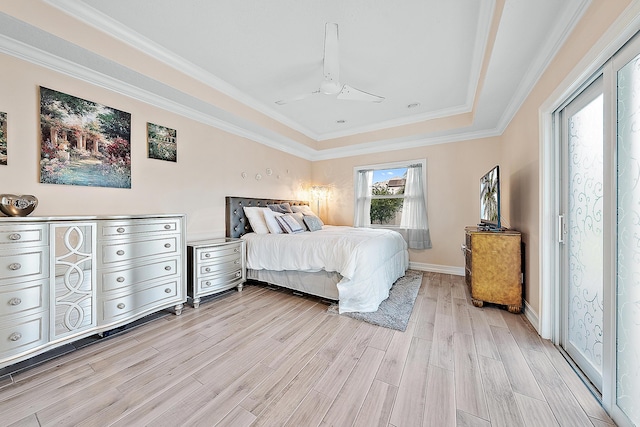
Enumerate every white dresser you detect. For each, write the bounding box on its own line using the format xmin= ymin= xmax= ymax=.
xmin=0 ymin=214 xmax=186 ymax=370
xmin=187 ymin=238 xmax=245 ymax=308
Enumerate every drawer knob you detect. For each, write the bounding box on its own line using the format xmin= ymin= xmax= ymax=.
xmin=205 ymin=253 xmax=211 ymax=258
xmin=8 ymin=297 xmax=22 ymax=306
xmin=164 ymin=243 xmax=171 ymax=248
xmin=116 ymin=250 xmax=125 ymax=256
xmin=235 ymin=272 xmax=242 ymax=278
xmin=116 ymin=277 xmax=125 ymax=283
xmin=164 ymin=266 xmax=172 ymax=271
xmin=234 ymin=248 xmax=240 ymax=253
xmin=8 ymin=233 xmax=21 ymax=241
xmin=9 ymin=332 xmax=22 ymax=342
xmin=164 ymin=224 xmax=171 ymax=230
xmin=117 ymin=303 xmax=125 ymax=309
xmin=234 ymin=259 xmax=240 ymax=265
xmin=164 ymin=288 xmax=171 ymax=293
xmin=116 ymin=227 xmax=125 ymax=233
xmin=205 ymin=267 xmax=211 ymax=272
xmin=205 ymin=281 xmax=211 ymax=286
xmin=8 ymin=263 xmax=21 ymax=271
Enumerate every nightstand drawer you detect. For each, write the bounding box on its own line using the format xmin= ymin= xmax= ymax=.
xmin=0 ymin=225 xmax=47 ymax=247
xmin=0 ymin=281 xmax=46 ymax=320
xmin=199 ymin=256 xmax=242 ymax=276
xmin=198 ymin=245 xmax=242 ymax=262
xmin=102 ymin=279 xmax=180 ymax=322
xmin=198 ymin=269 xmax=243 ymax=293
xmin=0 ymin=313 xmax=48 ymax=360
xmin=0 ymin=249 xmax=48 ymax=283
xmin=101 ymin=258 xmax=179 ymax=292
xmin=101 ymin=236 xmax=180 ymax=264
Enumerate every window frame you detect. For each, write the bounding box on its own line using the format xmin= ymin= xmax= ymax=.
xmin=353 ymin=158 xmax=427 ymax=229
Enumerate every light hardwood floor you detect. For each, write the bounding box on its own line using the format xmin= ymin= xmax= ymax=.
xmin=0 ymin=273 xmax=616 ymax=426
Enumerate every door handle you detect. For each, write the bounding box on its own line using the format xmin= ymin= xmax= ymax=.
xmin=558 ymin=214 xmax=566 ymax=244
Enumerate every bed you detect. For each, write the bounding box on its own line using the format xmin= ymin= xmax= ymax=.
xmin=226 ymin=196 xmax=408 ymax=313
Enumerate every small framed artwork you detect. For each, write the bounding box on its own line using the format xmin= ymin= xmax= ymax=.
xmin=0 ymin=111 xmax=7 ymax=166
xmin=147 ymin=122 xmax=177 ymax=162
xmin=39 ymin=86 xmax=132 ymax=188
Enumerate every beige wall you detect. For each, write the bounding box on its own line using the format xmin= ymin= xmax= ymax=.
xmin=501 ymin=0 xmax=632 ymax=314
xmin=0 ymin=53 xmax=311 ymax=241
xmin=312 ymin=137 xmax=502 ymax=269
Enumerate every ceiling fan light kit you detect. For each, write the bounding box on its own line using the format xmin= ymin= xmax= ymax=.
xmin=276 ymin=22 xmax=384 ymax=105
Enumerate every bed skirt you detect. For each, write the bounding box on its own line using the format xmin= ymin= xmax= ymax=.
xmin=246 ymin=269 xmax=341 ymax=301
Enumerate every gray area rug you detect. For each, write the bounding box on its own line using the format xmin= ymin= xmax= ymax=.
xmin=327 ymin=270 xmax=423 ymax=331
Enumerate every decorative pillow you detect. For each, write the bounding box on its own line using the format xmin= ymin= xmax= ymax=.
xmin=267 ymin=203 xmax=293 ymax=214
xmin=262 ymin=208 xmax=284 ymax=234
xmin=303 ymin=215 xmax=324 ymax=231
xmin=243 ymin=206 xmax=270 ymax=234
xmin=290 ymin=212 xmax=308 ymax=231
xmin=276 ymin=214 xmax=305 ymax=233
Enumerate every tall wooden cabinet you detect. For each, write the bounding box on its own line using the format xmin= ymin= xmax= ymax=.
xmin=464 ymin=227 xmax=522 ymax=313
xmin=0 ymin=214 xmax=186 ymax=370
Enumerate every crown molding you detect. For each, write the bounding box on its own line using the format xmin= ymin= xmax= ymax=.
xmin=44 ymin=0 xmax=498 ymax=142
xmin=0 ymin=31 xmax=316 ymax=161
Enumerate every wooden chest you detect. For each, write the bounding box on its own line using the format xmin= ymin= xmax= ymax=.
xmin=464 ymin=227 xmax=522 ymax=313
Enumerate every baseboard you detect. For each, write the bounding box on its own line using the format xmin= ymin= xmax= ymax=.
xmin=409 ymin=262 xmax=465 ymax=276
xmin=523 ymin=300 xmax=540 ymax=334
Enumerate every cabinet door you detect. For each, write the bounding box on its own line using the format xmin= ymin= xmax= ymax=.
xmin=50 ymin=223 xmax=97 ymax=340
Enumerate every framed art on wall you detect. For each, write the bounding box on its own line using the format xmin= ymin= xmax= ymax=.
xmin=147 ymin=122 xmax=177 ymax=162
xmin=39 ymin=86 xmax=132 ymax=188
xmin=0 ymin=111 xmax=7 ymax=166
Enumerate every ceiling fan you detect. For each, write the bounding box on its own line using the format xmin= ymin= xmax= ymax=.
xmin=275 ymin=23 xmax=385 ymax=105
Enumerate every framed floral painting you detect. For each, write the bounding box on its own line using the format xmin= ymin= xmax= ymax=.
xmin=0 ymin=111 xmax=7 ymax=166
xmin=39 ymin=87 xmax=132 ymax=188
xmin=147 ymin=122 xmax=177 ymax=162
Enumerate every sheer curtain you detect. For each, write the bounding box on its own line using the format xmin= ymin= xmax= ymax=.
xmin=399 ymin=163 xmax=431 ymax=249
xmin=354 ymin=169 xmax=373 ymax=227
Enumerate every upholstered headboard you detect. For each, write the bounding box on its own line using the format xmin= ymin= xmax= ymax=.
xmin=225 ymin=196 xmax=309 ymax=239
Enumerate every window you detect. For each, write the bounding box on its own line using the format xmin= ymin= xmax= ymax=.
xmin=354 ymin=159 xmax=431 ymax=249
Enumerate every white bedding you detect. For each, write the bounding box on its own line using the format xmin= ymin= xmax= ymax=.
xmin=242 ymin=225 xmax=408 ymax=313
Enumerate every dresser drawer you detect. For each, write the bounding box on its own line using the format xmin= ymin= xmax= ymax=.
xmin=0 ymin=224 xmax=48 ymax=247
xmin=198 ymin=244 xmax=242 ymax=262
xmin=101 ymin=279 xmax=180 ymax=323
xmin=101 ymin=258 xmax=179 ymax=293
xmin=101 ymin=236 xmax=180 ymax=265
xmin=0 ymin=281 xmax=46 ymax=320
xmin=100 ymin=218 xmax=180 ymax=238
xmin=0 ymin=313 xmax=48 ymax=360
xmin=0 ymin=248 xmax=49 ymax=283
xmin=197 ymin=269 xmax=243 ymax=294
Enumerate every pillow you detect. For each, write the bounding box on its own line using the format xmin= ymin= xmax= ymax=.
xmin=303 ymin=215 xmax=324 ymax=231
xmin=262 ymin=208 xmax=284 ymax=234
xmin=291 ymin=205 xmax=325 ymax=226
xmin=290 ymin=211 xmax=308 ymax=231
xmin=276 ymin=214 xmax=305 ymax=233
xmin=291 ymin=205 xmax=315 ymax=216
xmin=267 ymin=203 xmax=293 ymax=214
xmin=243 ymin=206 xmax=270 ymax=234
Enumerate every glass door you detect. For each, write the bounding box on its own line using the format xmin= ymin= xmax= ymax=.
xmin=614 ymin=46 xmax=640 ymax=427
xmin=559 ymin=76 xmax=605 ymax=392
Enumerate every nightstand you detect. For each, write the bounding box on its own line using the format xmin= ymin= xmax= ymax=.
xmin=186 ymin=238 xmax=246 ymax=308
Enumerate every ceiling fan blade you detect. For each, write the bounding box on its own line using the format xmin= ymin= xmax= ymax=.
xmin=275 ymin=90 xmax=321 ymax=105
xmin=322 ymin=23 xmax=340 ymax=94
xmin=337 ymin=85 xmax=385 ymax=103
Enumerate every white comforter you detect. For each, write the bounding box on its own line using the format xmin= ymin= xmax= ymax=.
xmin=242 ymin=226 xmax=408 ymax=313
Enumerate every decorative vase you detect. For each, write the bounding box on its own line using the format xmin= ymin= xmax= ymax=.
xmin=0 ymin=194 xmax=38 ymax=217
